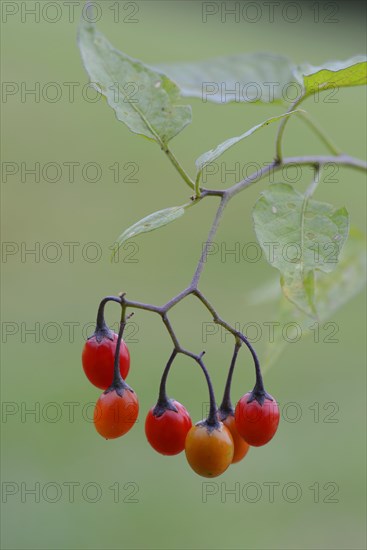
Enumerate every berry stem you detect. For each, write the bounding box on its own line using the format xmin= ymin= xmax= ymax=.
xmin=219 ymin=341 xmax=241 ymax=416
xmin=103 ymin=306 xmax=134 ymax=396
xmin=235 ymin=332 xmax=265 ymax=395
xmin=156 ymin=350 xmax=178 ymax=409
xmin=113 ymin=148 xmax=366 ymax=388
xmin=95 ymin=295 xmax=122 ymax=338
xmin=112 ymin=318 xmax=126 ymax=387
xmin=196 ymin=354 xmax=218 ymax=428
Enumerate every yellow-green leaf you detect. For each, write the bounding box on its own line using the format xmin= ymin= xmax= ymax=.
xmin=296 ymin=55 xmax=367 ymax=96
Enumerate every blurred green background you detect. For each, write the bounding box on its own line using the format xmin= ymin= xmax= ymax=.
xmin=1 ymin=1 xmax=366 ymax=549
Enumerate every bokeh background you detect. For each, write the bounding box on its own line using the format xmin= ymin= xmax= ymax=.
xmin=1 ymin=1 xmax=366 ymax=549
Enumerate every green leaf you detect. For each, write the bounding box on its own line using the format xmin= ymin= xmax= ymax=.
xmin=252 ymin=183 xmax=349 ymax=317
xmin=295 ymin=55 xmax=367 ymax=96
xmin=195 ymin=111 xmax=302 ymax=179
xmin=78 ymin=21 xmax=191 ymax=144
xmin=261 ymin=228 xmax=366 ymax=369
xmin=153 ymin=53 xmax=296 ymax=104
xmin=112 ymin=206 xmax=186 ymax=258
xmin=281 ymin=269 xmax=316 ymax=318
xmin=314 ymin=226 xmax=367 ymax=320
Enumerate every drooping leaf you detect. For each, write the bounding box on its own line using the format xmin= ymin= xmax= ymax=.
xmin=252 ymin=183 xmax=349 ymax=316
xmin=112 ymin=206 xmax=186 ymax=258
xmin=153 ymin=53 xmax=296 ymax=104
xmin=295 ymin=55 xmax=367 ymax=96
xmin=78 ymin=21 xmax=191 ymax=144
xmin=313 ymin=226 xmax=366 ymax=320
xmin=281 ymin=269 xmax=316 ymax=317
xmin=195 ymin=110 xmax=302 ymax=180
xmin=247 ymin=228 xmax=366 ymax=369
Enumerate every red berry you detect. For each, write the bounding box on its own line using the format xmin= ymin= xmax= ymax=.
xmin=82 ymin=332 xmax=130 ymax=390
xmin=94 ymin=387 xmax=139 ymax=439
xmin=145 ymin=400 xmax=192 ymax=455
xmin=235 ymin=392 xmax=279 ymax=447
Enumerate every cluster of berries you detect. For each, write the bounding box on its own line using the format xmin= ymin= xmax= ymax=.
xmin=82 ymin=297 xmax=279 ymax=478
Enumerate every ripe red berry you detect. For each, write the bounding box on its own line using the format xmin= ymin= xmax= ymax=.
xmin=94 ymin=386 xmax=139 ymax=439
xmin=145 ymin=400 xmax=192 ymax=455
xmin=235 ymin=391 xmax=279 ymax=447
xmin=82 ymin=332 xmax=130 ymax=390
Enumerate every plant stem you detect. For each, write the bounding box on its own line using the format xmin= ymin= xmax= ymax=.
xmin=117 ymin=150 xmax=366 ymax=370
xmin=163 ymin=287 xmax=193 ymax=311
xmin=219 ymin=341 xmax=241 ymax=415
xmin=195 ymin=174 xmax=201 ymax=198
xmin=157 ymin=350 xmax=177 ymax=408
xmin=305 ymin=164 xmax=322 ymax=199
xmin=282 ymin=154 xmax=367 ymax=172
xmin=239 ymin=334 xmax=265 ymax=392
xmin=196 ymin=355 xmax=218 ymax=427
xmin=275 ymin=97 xmax=304 ymax=162
xmin=191 ymin=194 xmax=229 ymax=287
xmin=164 ymin=146 xmax=195 ymax=190
xmin=119 ymin=298 xmax=162 ymax=314
xmin=297 ymin=111 xmax=342 ymax=156
xmin=161 ymin=314 xmax=181 ymax=348
xmin=114 ymin=146 xmax=366 ymax=390
xmin=228 ymin=154 xmax=367 ymax=198
xmin=95 ymin=295 xmax=121 ymax=331
xmin=112 ymin=318 xmax=126 ymax=386
xmin=192 ymin=289 xmax=261 ymax=370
